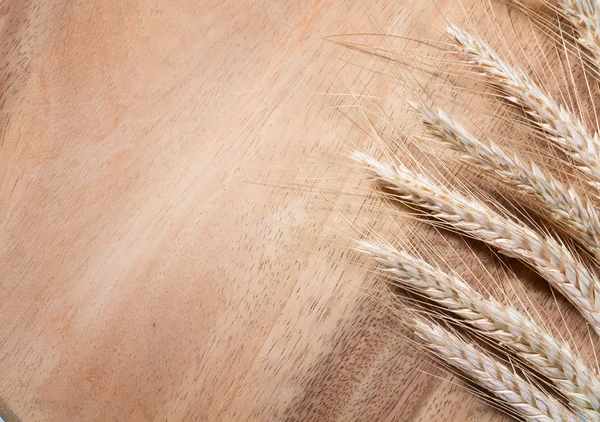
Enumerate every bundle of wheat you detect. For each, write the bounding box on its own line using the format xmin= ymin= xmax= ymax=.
xmin=346 ymin=3 xmax=600 ymax=419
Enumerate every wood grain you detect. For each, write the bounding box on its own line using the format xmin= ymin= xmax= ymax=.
xmin=0 ymin=0 xmax=589 ymax=421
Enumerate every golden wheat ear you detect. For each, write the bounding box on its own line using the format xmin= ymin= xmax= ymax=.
xmin=350 ymin=151 xmax=600 ymax=334
xmin=446 ymin=23 xmax=600 ymax=190
xmin=357 ymin=239 xmax=600 ymax=418
xmin=413 ymin=317 xmax=578 ymax=421
xmin=411 ymin=102 xmax=600 ymax=261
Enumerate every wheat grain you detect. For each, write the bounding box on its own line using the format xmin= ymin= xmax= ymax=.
xmin=357 ymin=239 xmax=600 ymax=417
xmin=414 ymin=317 xmax=579 ymax=421
xmin=446 ymin=23 xmax=600 ymax=189
xmin=413 ymin=102 xmax=600 ymax=261
xmin=350 ymin=150 xmax=600 ymax=334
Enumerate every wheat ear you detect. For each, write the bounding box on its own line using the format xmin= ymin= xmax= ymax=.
xmin=357 ymin=239 xmax=600 ymax=417
xmin=350 ymin=151 xmax=600 ymax=333
xmin=556 ymin=0 xmax=600 ymax=66
xmin=446 ymin=23 xmax=600 ymax=189
xmin=414 ymin=317 xmax=579 ymax=421
xmin=413 ymin=102 xmax=600 ymax=261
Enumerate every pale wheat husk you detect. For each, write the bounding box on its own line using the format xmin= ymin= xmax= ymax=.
xmin=556 ymin=0 xmax=600 ymax=67
xmin=414 ymin=317 xmax=579 ymax=421
xmin=357 ymin=239 xmax=600 ymax=418
xmin=413 ymin=102 xmax=600 ymax=261
xmin=447 ymin=23 xmax=600 ymax=189
xmin=350 ymin=150 xmax=600 ymax=334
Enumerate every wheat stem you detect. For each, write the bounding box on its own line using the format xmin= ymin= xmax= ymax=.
xmin=447 ymin=23 xmax=600 ymax=189
xmin=413 ymin=102 xmax=600 ymax=261
xmin=357 ymin=239 xmax=600 ymax=418
xmin=414 ymin=317 xmax=579 ymax=421
xmin=351 ymin=150 xmax=600 ymax=334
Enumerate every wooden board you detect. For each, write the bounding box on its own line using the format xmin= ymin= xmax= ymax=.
xmin=0 ymin=0 xmax=587 ymax=421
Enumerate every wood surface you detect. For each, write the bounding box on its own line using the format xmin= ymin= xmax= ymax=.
xmin=0 ymin=0 xmax=591 ymax=421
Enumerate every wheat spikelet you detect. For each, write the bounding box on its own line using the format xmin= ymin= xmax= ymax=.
xmin=357 ymin=239 xmax=600 ymax=418
xmin=413 ymin=102 xmax=600 ymax=261
xmin=350 ymin=150 xmax=600 ymax=334
xmin=556 ymin=0 xmax=600 ymax=66
xmin=414 ymin=317 xmax=579 ymax=421
xmin=446 ymin=23 xmax=600 ymax=189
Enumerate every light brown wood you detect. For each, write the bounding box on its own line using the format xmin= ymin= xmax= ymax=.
xmin=0 ymin=0 xmax=591 ymax=421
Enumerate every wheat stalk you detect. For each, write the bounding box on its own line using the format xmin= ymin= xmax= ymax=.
xmin=413 ymin=102 xmax=600 ymax=261
xmin=350 ymin=150 xmax=600 ymax=334
xmin=357 ymin=239 xmax=600 ymax=418
xmin=556 ymin=0 xmax=600 ymax=66
xmin=446 ymin=23 xmax=600 ymax=189
xmin=414 ymin=317 xmax=579 ymax=421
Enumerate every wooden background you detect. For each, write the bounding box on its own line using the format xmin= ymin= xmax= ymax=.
xmin=0 ymin=0 xmax=585 ymax=421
